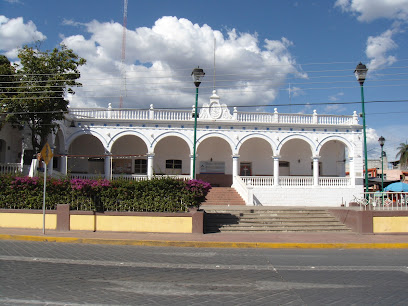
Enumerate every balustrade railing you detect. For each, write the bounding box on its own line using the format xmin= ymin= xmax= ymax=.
xmin=153 ymin=110 xmax=191 ymax=121
xmin=69 ymin=173 xmax=190 ymax=181
xmin=279 ymin=176 xmax=314 ymax=186
xmin=241 ymin=176 xmax=274 ymax=186
xmin=319 ymin=177 xmax=351 ymax=186
xmin=112 ymin=174 xmax=148 ymax=181
xmin=278 ymin=114 xmax=313 ymax=124
xmin=239 ymin=176 xmax=349 ymax=187
xmin=69 ymin=107 xmax=357 ymax=126
xmin=0 ymin=163 xmax=22 ymax=174
xmin=318 ymin=115 xmax=354 ymax=125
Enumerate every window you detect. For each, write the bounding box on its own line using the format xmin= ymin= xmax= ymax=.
xmin=134 ymin=159 xmax=147 ymax=174
xmin=166 ymin=159 xmax=182 ymax=169
xmin=279 ymin=161 xmax=290 ymax=167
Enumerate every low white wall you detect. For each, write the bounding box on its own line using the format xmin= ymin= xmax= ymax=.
xmin=253 ymin=186 xmax=363 ymax=207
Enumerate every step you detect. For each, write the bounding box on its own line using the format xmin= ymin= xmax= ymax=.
xmin=203 ymin=206 xmax=352 ymax=233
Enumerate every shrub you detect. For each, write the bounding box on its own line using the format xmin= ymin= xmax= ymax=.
xmin=0 ymin=175 xmax=211 ymax=212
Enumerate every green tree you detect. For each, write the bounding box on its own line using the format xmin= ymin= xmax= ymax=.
xmin=0 ymin=55 xmax=16 ymax=103
xmin=2 ymin=45 xmax=86 ymax=154
xmin=396 ymin=142 xmax=408 ymax=169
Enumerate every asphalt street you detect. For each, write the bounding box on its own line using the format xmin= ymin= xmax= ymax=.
xmin=1 ymin=240 xmax=408 ymax=305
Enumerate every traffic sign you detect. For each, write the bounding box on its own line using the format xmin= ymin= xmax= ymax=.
xmin=40 ymin=143 xmax=53 ymax=165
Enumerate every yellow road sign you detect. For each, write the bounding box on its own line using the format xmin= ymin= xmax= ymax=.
xmin=40 ymin=143 xmax=53 ymax=165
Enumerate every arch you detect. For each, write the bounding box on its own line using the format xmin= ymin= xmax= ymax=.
xmin=238 ymin=136 xmax=275 ymax=176
xmin=108 ymin=130 xmax=151 ymax=151
xmin=66 ymin=130 xmax=108 ymax=152
xmin=235 ymin=133 xmax=276 ymax=155
xmin=153 ymin=135 xmax=191 ymax=175
xmin=316 ymin=135 xmax=354 ymax=157
xmin=279 ymin=136 xmax=314 ymax=176
xmin=151 ymin=131 xmax=193 ymax=153
xmin=197 ymin=132 xmax=235 ymax=155
xmin=277 ymin=134 xmax=316 ymax=156
xmin=67 ymin=134 xmax=106 ymax=175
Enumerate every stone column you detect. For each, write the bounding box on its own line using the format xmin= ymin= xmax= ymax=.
xmin=104 ymin=153 xmax=111 ymax=180
xmin=147 ymin=153 xmax=155 ymax=179
xmin=273 ymin=156 xmax=280 ymax=186
xmin=189 ymin=154 xmax=198 ymax=180
xmin=349 ymin=156 xmax=355 ymax=186
xmin=313 ymin=156 xmax=320 ymax=186
xmin=60 ymin=152 xmax=68 ymax=175
xmin=232 ymin=154 xmax=240 ymax=177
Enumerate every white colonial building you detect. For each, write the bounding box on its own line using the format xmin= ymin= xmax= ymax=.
xmin=0 ymin=90 xmax=364 ymax=206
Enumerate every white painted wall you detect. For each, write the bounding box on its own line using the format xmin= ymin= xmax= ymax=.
xmin=253 ymin=186 xmax=363 ymax=207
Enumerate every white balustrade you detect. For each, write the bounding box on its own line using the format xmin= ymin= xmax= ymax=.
xmin=69 ymin=108 xmax=356 ymax=126
xmin=241 ymin=176 xmax=274 ymax=186
xmin=279 ymin=176 xmax=313 ymax=186
xmin=69 ymin=173 xmax=104 ymax=180
xmin=319 ymin=177 xmax=351 ymax=186
xmin=318 ymin=115 xmax=353 ymax=125
xmin=153 ymin=110 xmax=191 ymax=121
xmin=0 ymin=163 xmax=22 ymax=174
xmin=278 ymin=114 xmax=313 ymax=124
xmin=112 ymin=174 xmax=148 ymax=181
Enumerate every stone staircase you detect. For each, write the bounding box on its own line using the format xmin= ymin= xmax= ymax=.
xmin=202 ymin=206 xmax=352 ymax=233
xmin=202 ymin=187 xmax=246 ymax=206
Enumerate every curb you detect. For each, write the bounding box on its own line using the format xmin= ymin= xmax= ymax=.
xmin=1 ymin=234 xmax=408 ymax=249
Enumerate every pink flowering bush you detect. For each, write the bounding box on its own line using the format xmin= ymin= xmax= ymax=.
xmin=185 ymin=179 xmax=212 ymax=209
xmin=0 ymin=175 xmax=211 ymax=212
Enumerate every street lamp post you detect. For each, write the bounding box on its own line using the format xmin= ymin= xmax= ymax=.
xmin=191 ymin=67 xmax=205 ymax=179
xmin=354 ymin=62 xmax=369 ymax=198
xmin=378 ymin=136 xmax=385 ymax=206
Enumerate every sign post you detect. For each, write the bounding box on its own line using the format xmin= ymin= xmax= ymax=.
xmin=39 ymin=143 xmax=53 ymax=234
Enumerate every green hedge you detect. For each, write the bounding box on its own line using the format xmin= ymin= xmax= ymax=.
xmin=0 ymin=175 xmax=211 ymax=212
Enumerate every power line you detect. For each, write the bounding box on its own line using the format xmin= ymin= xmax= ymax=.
xmin=2 ymin=99 xmax=408 ymax=115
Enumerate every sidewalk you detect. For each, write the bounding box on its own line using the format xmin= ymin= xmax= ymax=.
xmin=1 ymin=228 xmax=408 ymax=249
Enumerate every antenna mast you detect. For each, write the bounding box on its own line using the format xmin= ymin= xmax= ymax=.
xmin=119 ymin=0 xmax=128 ymax=109
xmin=213 ymin=37 xmax=216 ymax=90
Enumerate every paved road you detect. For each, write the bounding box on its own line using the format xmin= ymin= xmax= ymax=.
xmin=1 ymin=240 xmax=408 ymax=305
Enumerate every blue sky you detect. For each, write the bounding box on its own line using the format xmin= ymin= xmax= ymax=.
xmin=1 ymin=0 xmax=408 ymax=160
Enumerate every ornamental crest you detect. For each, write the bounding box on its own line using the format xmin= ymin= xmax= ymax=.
xmin=199 ymin=90 xmax=233 ymax=121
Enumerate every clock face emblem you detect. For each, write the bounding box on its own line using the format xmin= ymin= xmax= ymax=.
xmin=209 ymin=101 xmax=222 ymax=119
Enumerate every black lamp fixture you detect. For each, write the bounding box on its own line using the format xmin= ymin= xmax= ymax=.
xmin=378 ymin=136 xmax=385 ymax=147
xmin=354 ymin=62 xmax=368 ymax=86
xmin=191 ymin=66 xmax=205 ymax=88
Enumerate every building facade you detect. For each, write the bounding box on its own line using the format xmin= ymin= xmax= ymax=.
xmin=1 ymin=90 xmax=364 ymax=206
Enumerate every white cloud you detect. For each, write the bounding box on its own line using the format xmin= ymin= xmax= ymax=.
xmin=366 ymin=28 xmax=398 ymax=70
xmin=0 ymin=16 xmax=46 ymax=55
xmin=335 ymin=0 xmax=408 ymax=22
xmin=61 ymin=16 xmax=301 ymax=109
